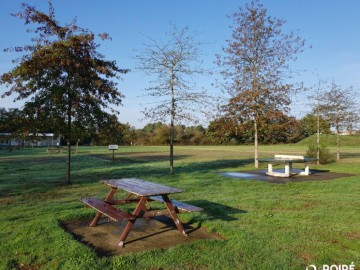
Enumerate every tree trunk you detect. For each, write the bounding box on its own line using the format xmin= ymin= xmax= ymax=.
xmin=169 ymin=135 xmax=174 ymax=174
xmin=8 ymin=139 xmax=12 ymax=152
xmin=66 ymin=140 xmax=71 ymax=184
xmin=252 ymin=64 xmax=259 ymax=169
xmin=254 ymin=119 xmax=259 ymax=168
xmin=316 ymin=110 xmax=320 ymax=165
xmin=336 ymin=131 xmax=340 ymax=161
xmin=169 ymin=102 xmax=175 ymax=173
xmin=76 ymin=139 xmax=79 ymax=154
xmin=169 ymin=68 xmax=175 ymax=174
xmin=66 ymin=100 xmax=72 ymax=185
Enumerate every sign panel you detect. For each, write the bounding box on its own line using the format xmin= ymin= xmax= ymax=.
xmin=108 ymin=145 xmax=119 ymax=150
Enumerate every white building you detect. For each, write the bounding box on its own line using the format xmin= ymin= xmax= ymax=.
xmin=0 ymin=133 xmax=61 ymax=147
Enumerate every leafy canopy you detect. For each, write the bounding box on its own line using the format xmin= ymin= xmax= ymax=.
xmin=0 ymin=1 xmax=129 ymax=137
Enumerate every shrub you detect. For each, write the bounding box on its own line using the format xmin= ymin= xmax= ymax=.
xmin=306 ymin=143 xmax=334 ymax=164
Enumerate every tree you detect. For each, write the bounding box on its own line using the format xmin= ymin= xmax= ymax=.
xmin=0 ymin=107 xmax=25 ymax=150
xmin=183 ymin=125 xmax=208 ymax=145
xmin=216 ymin=0 xmax=305 ymax=167
xmin=135 ymin=25 xmax=211 ymax=174
xmin=317 ymin=81 xmax=359 ymax=160
xmin=0 ymin=2 xmax=128 ymax=184
xmin=208 ymin=110 xmax=302 ymax=145
xmin=306 ymin=76 xmax=329 ymax=165
xmin=207 ymin=117 xmax=238 ymax=144
xmin=94 ymin=116 xmax=135 ymax=146
xmin=298 ymin=114 xmax=331 ymax=137
xmin=257 ymin=112 xmax=300 ymax=144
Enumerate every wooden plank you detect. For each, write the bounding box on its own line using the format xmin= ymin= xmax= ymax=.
xmin=161 ymin=195 xmax=187 ymax=236
xmin=118 ymin=197 xmax=148 ymax=247
xmin=89 ymin=188 xmax=117 ymax=227
xmin=149 ymin=196 xmax=203 ymax=212
xmin=101 ymin=178 xmax=184 ymax=196
xmin=81 ymin=198 xmax=135 ymax=221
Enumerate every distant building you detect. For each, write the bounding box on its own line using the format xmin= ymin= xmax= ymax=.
xmin=0 ymin=133 xmax=61 ymax=147
xmin=336 ymin=131 xmax=358 ymax=136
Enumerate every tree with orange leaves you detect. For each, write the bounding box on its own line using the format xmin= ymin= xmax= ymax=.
xmin=217 ymin=0 xmax=306 ymax=167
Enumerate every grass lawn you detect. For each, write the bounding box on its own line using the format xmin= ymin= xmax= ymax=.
xmin=0 ymin=145 xmax=359 ymax=269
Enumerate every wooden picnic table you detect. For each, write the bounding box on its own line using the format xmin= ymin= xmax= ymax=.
xmin=81 ymin=178 xmax=203 ymax=247
xmin=47 ymin=147 xmax=63 ymax=154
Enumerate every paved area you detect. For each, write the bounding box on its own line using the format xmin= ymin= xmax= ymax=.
xmin=220 ymin=169 xmax=355 ymax=184
xmin=62 ymin=217 xmax=222 ymax=256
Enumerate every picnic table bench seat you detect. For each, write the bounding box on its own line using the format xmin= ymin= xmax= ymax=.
xmin=81 ymin=198 xmax=136 ymax=221
xmin=81 ymin=196 xmax=203 ymax=223
xmin=149 ymin=196 xmax=203 ymax=213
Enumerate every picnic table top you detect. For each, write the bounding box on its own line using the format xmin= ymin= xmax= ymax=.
xmin=101 ymin=178 xmax=184 ymax=197
xmin=259 ymin=157 xmax=317 ymax=163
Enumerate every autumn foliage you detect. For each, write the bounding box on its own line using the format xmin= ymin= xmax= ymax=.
xmin=216 ymin=0 xmax=305 ymax=167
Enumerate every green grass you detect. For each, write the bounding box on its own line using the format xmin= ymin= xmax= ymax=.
xmin=1 ymin=145 xmax=360 ymax=269
xmin=297 ymin=133 xmax=360 ymax=147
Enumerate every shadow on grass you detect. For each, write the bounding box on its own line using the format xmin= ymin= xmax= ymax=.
xmin=71 ymin=158 xmax=252 ymax=186
xmin=185 ymin=200 xmax=247 ymax=223
xmin=89 ymin=153 xmax=191 ymax=163
xmin=0 ymin=156 xmax=253 ymax=198
xmin=338 ymin=152 xmax=360 ymax=159
xmin=175 ymin=158 xmax=253 ymax=174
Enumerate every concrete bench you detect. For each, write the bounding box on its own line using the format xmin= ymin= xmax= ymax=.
xmin=261 ymin=155 xmax=316 ymax=178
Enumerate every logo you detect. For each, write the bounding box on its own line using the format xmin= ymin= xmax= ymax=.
xmin=306 ymin=263 xmax=356 ymax=270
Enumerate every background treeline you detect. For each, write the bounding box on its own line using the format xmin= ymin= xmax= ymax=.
xmin=1 ymin=107 xmax=340 ymax=146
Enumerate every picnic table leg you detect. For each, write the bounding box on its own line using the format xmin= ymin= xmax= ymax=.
xmin=302 ymin=164 xmax=310 ymax=175
xmin=118 ymin=196 xmax=148 ymax=247
xmin=161 ymin=195 xmax=187 ymax=236
xmin=284 ymin=162 xmax=293 ymax=177
xmin=90 ymin=187 xmax=117 ymax=227
xmin=268 ymin=163 xmax=273 ymax=174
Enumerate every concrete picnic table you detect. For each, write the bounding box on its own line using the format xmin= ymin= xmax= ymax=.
xmin=81 ymin=178 xmax=203 ymax=247
xmin=259 ymin=155 xmax=317 ymax=178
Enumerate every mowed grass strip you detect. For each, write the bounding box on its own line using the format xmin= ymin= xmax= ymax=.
xmin=0 ymin=145 xmax=359 ymax=270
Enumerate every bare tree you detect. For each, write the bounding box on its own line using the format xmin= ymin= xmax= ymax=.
xmin=135 ymin=25 xmax=211 ymax=174
xmin=307 ymin=75 xmax=328 ymax=165
xmin=317 ymin=81 xmax=359 ymax=160
xmin=216 ymin=0 xmax=306 ymax=168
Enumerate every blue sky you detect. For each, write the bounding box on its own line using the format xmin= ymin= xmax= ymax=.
xmin=1 ymin=0 xmax=359 ymax=128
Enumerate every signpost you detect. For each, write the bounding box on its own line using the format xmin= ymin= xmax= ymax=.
xmin=108 ymin=145 xmax=118 ymax=163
